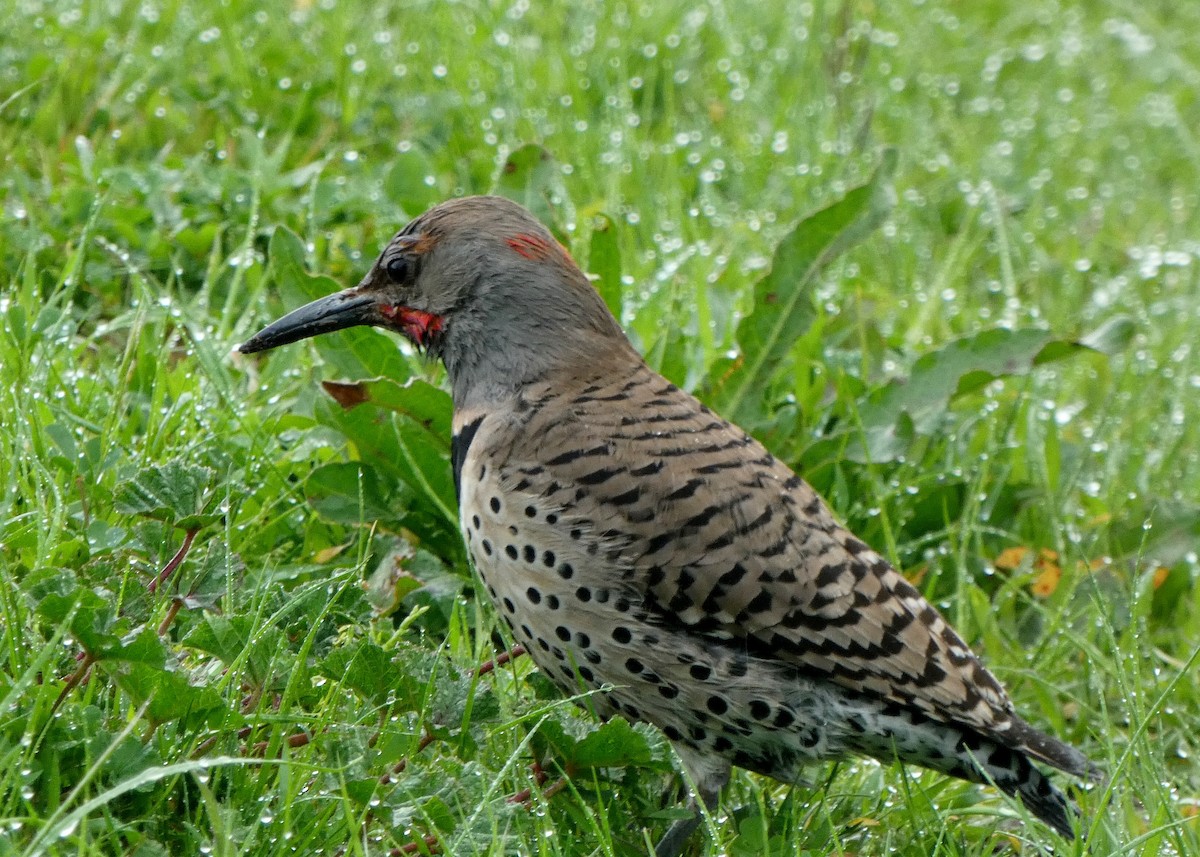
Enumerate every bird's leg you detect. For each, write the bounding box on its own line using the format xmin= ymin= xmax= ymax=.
xmin=653 ymin=795 xmax=707 ymax=857
xmin=654 ymin=747 xmax=730 ymax=857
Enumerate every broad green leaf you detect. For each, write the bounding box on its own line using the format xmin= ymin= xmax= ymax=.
xmin=362 ymin=541 xmax=439 ymax=617
xmin=183 ymin=614 xmax=250 ymax=666
xmin=114 ymin=460 xmax=218 ymax=530
xmin=31 ymin=571 xmax=127 ymax=659
xmin=105 ymin=627 xmax=168 ymax=668
xmin=179 ymin=542 xmax=241 ymax=610
xmin=304 ymin=461 xmax=398 ymax=525
xmin=385 ymin=147 xmax=439 ymax=214
xmin=109 ymin=661 xmax=228 ymax=728
xmin=183 ymin=615 xmax=286 ymax=687
xmin=587 ymin=213 xmax=623 ymax=320
xmin=704 ymin=150 xmax=896 ymax=425
xmin=313 ymin=397 xmax=461 ymax=557
xmin=862 ymin=328 xmax=1054 ymax=437
xmin=1033 ymin=314 xmax=1136 ymax=364
xmin=317 ymin=640 xmax=408 ymax=705
xmin=49 ymin=536 xmax=90 ymax=568
xmin=97 ymin=734 xmax=162 ymax=787
xmin=840 ymin=318 xmax=1135 ymax=464
xmin=321 ymin=377 xmax=452 ymax=449
xmin=571 ymin=717 xmax=653 ymax=769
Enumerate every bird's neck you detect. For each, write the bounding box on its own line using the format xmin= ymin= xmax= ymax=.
xmin=440 ymin=267 xmax=640 ymax=412
xmin=446 ymin=327 xmax=643 ymax=412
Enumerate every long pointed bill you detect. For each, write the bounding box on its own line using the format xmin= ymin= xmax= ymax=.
xmin=238 ymin=289 xmax=378 ymax=354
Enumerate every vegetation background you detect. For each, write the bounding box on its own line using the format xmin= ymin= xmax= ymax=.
xmin=2 ymin=0 xmax=1198 ymax=854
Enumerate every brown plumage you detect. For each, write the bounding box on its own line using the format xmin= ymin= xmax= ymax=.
xmin=241 ymin=195 xmax=1100 ymax=854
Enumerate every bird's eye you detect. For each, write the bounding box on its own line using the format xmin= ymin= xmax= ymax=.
xmin=385 ymin=256 xmax=411 ymax=283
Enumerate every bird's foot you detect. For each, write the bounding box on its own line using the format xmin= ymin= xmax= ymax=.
xmin=654 ymin=806 xmax=703 ymax=857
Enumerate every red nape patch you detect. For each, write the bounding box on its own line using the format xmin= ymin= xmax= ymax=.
xmin=380 ymin=304 xmax=444 ymax=347
xmin=506 ymin=233 xmax=556 ymax=261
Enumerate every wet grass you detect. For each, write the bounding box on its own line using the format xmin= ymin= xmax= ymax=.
xmin=2 ymin=0 xmax=1199 ymax=855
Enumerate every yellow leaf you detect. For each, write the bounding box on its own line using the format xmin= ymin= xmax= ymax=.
xmin=1152 ymin=566 xmax=1170 ymax=589
xmin=314 ymin=542 xmax=350 ymax=563
xmin=904 ymin=564 xmax=928 ymax=586
xmin=994 ymin=546 xmax=1029 ymax=570
xmin=1031 ymin=562 xmax=1061 ymax=598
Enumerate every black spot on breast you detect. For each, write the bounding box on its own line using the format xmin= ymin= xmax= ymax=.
xmin=707 ymin=696 xmax=728 ymax=715
xmin=612 ymin=626 xmax=631 ymax=644
xmin=526 ymin=587 xmax=541 ymax=605
xmin=523 ymin=545 xmax=536 ymax=563
xmin=490 ymin=496 xmax=501 ymax=513
xmin=555 ymin=626 xmax=571 ymax=642
xmin=575 ymin=586 xmax=592 ymax=602
xmin=689 ymin=664 xmax=711 ymax=681
xmin=481 ymin=539 xmax=493 ymax=556
xmin=450 ymin=415 xmax=484 ymax=502
xmin=505 ymin=545 xmax=518 ymax=560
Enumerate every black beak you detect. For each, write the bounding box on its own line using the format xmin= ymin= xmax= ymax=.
xmin=239 ymin=289 xmax=378 ymax=354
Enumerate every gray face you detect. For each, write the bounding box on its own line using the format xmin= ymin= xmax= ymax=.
xmin=239 ymin=195 xmax=630 ymax=408
xmin=238 ymin=198 xmax=501 ymax=356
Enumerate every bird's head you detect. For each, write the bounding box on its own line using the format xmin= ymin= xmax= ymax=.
xmin=240 ymin=195 xmax=632 ymax=406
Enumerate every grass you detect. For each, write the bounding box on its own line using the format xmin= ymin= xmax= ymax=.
xmin=2 ymin=0 xmax=1199 ymax=854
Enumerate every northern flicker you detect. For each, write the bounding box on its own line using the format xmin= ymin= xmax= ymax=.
xmin=241 ymin=195 xmax=1099 ymax=853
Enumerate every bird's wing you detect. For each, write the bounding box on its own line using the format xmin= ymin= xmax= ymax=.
xmin=498 ymin=364 xmax=1025 ymax=746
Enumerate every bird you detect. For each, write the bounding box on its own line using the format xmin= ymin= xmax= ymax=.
xmin=240 ymin=195 xmax=1100 ymax=854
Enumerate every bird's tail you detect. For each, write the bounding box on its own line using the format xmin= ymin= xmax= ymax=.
xmin=933 ymin=731 xmax=1082 ymax=839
